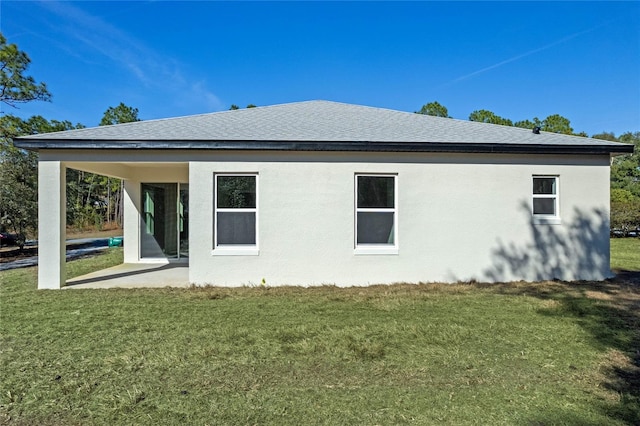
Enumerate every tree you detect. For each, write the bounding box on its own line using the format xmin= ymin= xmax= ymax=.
xmin=610 ymin=131 xmax=640 ymax=199
xmin=592 ymin=132 xmax=618 ymax=142
xmin=606 ymin=131 xmax=640 ymax=235
xmin=514 ymin=114 xmax=574 ymax=134
xmin=514 ymin=118 xmax=541 ymax=130
xmin=540 ymin=114 xmax=573 ymax=135
xmin=0 ymin=35 xmax=54 ymax=245
xmin=99 ymin=102 xmax=140 ymax=126
xmin=67 ymin=103 xmax=141 ymax=230
xmin=611 ymin=200 xmax=640 ymax=236
xmin=611 ymin=188 xmax=636 ymax=203
xmin=230 ymin=104 xmax=256 ymax=110
xmin=619 ymin=131 xmax=640 ymax=147
xmin=99 ymin=102 xmax=139 ymax=227
xmin=469 ymin=109 xmax=513 ymax=126
xmin=1 ymin=115 xmax=81 ymax=244
xmin=416 ymin=101 xmax=449 ymax=118
xmin=0 ymin=33 xmax=51 ymax=107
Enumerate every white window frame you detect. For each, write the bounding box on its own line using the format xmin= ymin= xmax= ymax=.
xmin=212 ymin=173 xmax=259 ymax=256
xmin=532 ymin=175 xmax=560 ymax=225
xmin=354 ymin=173 xmax=398 ymax=255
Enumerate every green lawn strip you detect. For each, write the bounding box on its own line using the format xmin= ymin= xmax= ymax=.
xmin=66 ymin=247 xmax=124 ymax=279
xmin=610 ymin=238 xmax=640 ymax=271
xmin=1 ymin=247 xmax=638 ymax=424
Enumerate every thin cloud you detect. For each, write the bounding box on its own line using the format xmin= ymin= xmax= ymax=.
xmin=38 ymin=1 xmax=223 ymax=111
xmin=439 ymin=23 xmax=610 ymax=88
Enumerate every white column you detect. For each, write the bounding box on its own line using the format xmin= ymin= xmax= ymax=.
xmin=123 ymin=179 xmax=140 ymax=263
xmin=38 ymin=161 xmax=66 ymax=289
xmin=188 ymin=162 xmax=212 ymax=285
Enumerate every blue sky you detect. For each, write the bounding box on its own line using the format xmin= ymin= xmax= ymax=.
xmin=1 ymin=1 xmax=639 ymax=136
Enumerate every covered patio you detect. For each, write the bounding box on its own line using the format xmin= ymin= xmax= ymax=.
xmin=65 ymin=262 xmax=189 ymax=289
xmin=37 ymin=154 xmax=190 ymax=289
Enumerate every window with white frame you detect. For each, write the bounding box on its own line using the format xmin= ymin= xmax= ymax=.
xmin=355 ymin=174 xmax=397 ymax=253
xmin=532 ymin=176 xmax=559 ymax=223
xmin=214 ymin=174 xmax=258 ymax=252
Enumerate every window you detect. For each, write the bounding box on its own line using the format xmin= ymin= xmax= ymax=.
xmin=213 ymin=174 xmax=258 ymax=255
xmin=355 ymin=174 xmax=398 ymax=254
xmin=532 ymin=176 xmax=559 ymax=224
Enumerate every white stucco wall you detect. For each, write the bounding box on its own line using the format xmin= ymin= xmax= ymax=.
xmin=36 ymin=149 xmax=611 ymax=287
xmin=188 ymin=151 xmax=612 ymax=286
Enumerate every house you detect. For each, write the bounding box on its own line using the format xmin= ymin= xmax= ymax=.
xmin=15 ymin=100 xmax=634 ymax=289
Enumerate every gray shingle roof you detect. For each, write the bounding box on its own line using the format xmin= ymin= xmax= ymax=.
xmin=14 ymin=100 xmax=634 ymax=154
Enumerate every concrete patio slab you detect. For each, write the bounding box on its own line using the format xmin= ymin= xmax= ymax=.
xmin=65 ymin=263 xmax=190 ymax=289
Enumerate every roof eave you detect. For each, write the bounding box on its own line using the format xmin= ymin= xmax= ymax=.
xmin=13 ymin=139 xmax=634 ymax=155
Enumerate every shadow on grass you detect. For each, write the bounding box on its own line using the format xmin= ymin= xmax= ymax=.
xmin=481 ymin=202 xmax=640 ymax=424
xmin=490 ymin=276 xmax=640 ymax=424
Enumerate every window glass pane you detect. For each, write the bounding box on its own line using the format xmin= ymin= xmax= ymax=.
xmin=533 ymin=198 xmax=555 ymax=215
xmin=533 ymin=178 xmax=556 ymax=195
xmin=217 ymin=176 xmax=256 ymax=208
xmin=217 ymin=212 xmax=256 ymax=244
xmin=357 ymin=212 xmax=394 ymax=244
xmin=357 ymin=176 xmax=394 ymax=208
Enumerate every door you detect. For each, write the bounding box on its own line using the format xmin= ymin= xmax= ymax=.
xmin=141 ymin=183 xmax=188 ymax=259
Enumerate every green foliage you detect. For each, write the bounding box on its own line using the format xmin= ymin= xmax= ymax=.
xmin=416 ymin=101 xmax=449 ymax=117
xmin=67 ymin=102 xmax=141 ymax=231
xmin=468 ymin=112 xmax=574 ymax=134
xmin=0 ymin=33 xmax=51 ymax=107
xmin=100 ymin=102 xmax=140 ymax=126
xmin=611 ymin=200 xmax=640 ymax=236
xmin=592 ymin=132 xmax=618 ymax=142
xmin=230 ymin=104 xmax=257 ymax=110
xmin=469 ymin=109 xmax=513 ymax=126
xmin=217 ymin=175 xmax=256 ymax=208
xmin=514 ymin=118 xmax=540 ymax=130
xmin=541 ymin=113 xmax=573 ymax=134
xmin=515 ymin=114 xmax=574 ymax=134
xmin=0 ymin=115 xmax=82 ymax=240
xmin=608 ymin=132 xmax=640 ymax=200
xmin=611 ymin=188 xmax=636 ymax=203
xmin=0 ymin=36 xmax=80 ymax=240
xmin=97 ymin=103 xmax=140 ymax=228
xmin=0 ymin=133 xmax=36 ymax=242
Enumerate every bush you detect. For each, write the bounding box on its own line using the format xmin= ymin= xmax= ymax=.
xmin=611 ymin=200 xmax=640 ymax=237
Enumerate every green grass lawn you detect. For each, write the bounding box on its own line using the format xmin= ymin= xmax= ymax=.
xmin=1 ymin=245 xmax=639 ymax=425
xmin=611 ymin=237 xmax=640 ymax=271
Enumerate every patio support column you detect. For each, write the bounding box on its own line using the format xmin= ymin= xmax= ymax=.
xmin=123 ymin=179 xmax=140 ymax=263
xmin=38 ymin=160 xmax=66 ymax=289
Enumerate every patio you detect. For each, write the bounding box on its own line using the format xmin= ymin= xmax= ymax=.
xmin=65 ymin=263 xmax=190 ymax=289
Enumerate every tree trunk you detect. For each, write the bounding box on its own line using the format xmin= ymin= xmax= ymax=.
xmin=107 ymin=177 xmax=111 ymax=225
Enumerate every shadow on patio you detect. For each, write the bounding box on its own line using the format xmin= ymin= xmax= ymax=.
xmin=65 ymin=263 xmax=189 ymax=289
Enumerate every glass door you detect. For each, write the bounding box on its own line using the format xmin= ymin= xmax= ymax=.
xmin=141 ymin=183 xmax=188 ymax=259
xmin=179 ymin=184 xmax=189 ymax=258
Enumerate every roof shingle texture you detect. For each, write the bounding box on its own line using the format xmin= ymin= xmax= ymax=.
xmin=17 ymin=100 xmax=625 ymax=148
